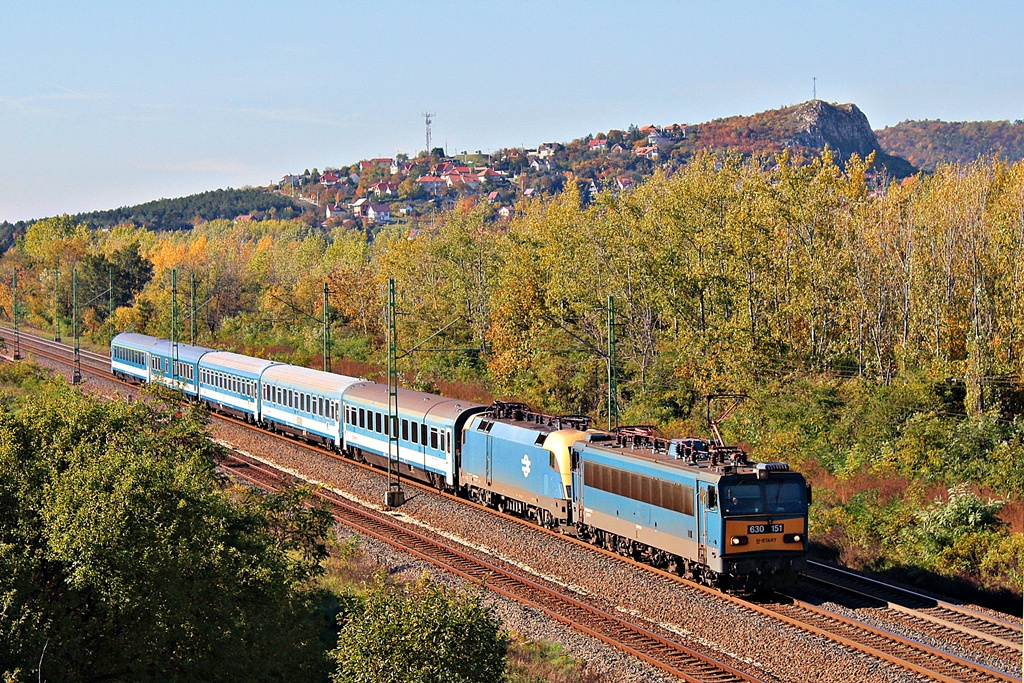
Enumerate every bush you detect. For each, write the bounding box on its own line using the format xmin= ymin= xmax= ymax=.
xmin=332 ymin=573 xmax=507 ymax=683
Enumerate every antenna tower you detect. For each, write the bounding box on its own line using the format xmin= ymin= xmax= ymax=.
xmin=813 ymin=77 xmax=817 ymax=100
xmin=423 ymin=111 xmax=434 ymax=152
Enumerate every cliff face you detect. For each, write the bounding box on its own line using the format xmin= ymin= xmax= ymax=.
xmin=790 ymin=100 xmax=880 ymax=160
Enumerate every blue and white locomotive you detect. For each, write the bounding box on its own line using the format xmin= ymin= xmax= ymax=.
xmin=110 ymin=332 xmax=809 ymax=591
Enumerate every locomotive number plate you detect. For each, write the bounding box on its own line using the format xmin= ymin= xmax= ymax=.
xmin=748 ymin=524 xmax=784 ymax=534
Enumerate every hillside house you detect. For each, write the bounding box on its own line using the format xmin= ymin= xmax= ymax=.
xmin=417 ymin=175 xmax=445 ymax=194
xmin=370 ymin=180 xmax=398 ymax=196
xmin=616 ymin=177 xmax=634 ymax=191
xmin=634 ymin=146 xmax=660 ymax=160
xmin=321 ymin=171 xmax=342 ymax=186
xmin=325 ymin=204 xmax=346 ymax=219
xmin=366 ymin=204 xmax=391 ymax=224
xmin=350 ymin=197 xmax=369 ymax=216
xmin=588 ymin=138 xmax=608 ymax=150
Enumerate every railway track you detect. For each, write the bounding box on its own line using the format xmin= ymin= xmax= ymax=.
xmin=758 ymin=594 xmax=1017 ymax=683
xmin=5 ymin=327 xmax=1022 ymax=682
xmin=800 ymin=561 xmax=1022 ymax=659
xmin=220 ymin=449 xmax=767 ymax=683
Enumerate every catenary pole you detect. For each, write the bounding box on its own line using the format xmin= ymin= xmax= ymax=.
xmin=384 ymin=277 xmax=405 ymax=507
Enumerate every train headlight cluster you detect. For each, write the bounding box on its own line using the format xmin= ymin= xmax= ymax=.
xmin=784 ymin=533 xmax=802 ymax=544
xmin=730 ymin=536 xmax=749 ymax=546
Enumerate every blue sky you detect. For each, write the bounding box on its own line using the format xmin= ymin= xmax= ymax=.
xmin=2 ymin=1 xmax=1021 ymax=222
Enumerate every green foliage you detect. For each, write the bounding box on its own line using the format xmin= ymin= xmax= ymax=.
xmin=331 ymin=573 xmax=507 ymax=683
xmin=0 ymin=377 xmax=335 ymax=682
xmin=911 ymin=485 xmax=1005 ymax=555
xmin=69 ymin=188 xmax=305 ymax=231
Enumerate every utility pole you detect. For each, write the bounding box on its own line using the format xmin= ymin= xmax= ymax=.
xmin=190 ymin=272 xmax=197 ymax=345
xmin=384 ymin=277 xmax=405 ymax=508
xmin=72 ymin=267 xmax=81 ymax=385
xmin=12 ymin=269 xmax=21 ymax=360
xmin=813 ymin=76 xmax=817 ymax=100
xmin=53 ymin=269 xmax=61 ymax=342
xmin=323 ymin=282 xmax=331 ymax=373
xmin=171 ymin=269 xmax=178 ymax=378
xmin=108 ymin=268 xmax=113 ymax=347
xmin=606 ymin=295 xmax=617 ymax=430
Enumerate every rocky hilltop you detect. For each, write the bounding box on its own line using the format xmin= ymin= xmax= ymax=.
xmin=791 ymin=100 xmax=879 ymax=160
xmin=681 ymin=100 xmax=917 ymax=177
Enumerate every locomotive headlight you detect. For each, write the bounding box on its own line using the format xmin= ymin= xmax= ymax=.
xmin=784 ymin=533 xmax=802 ymax=543
xmin=730 ymin=536 xmax=748 ymax=546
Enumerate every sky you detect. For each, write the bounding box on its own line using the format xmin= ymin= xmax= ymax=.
xmin=2 ymin=1 xmax=1022 ymax=222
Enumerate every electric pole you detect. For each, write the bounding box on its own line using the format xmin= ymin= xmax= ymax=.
xmin=72 ymin=267 xmax=81 ymax=385
xmin=607 ymin=295 xmax=617 ymax=430
xmin=12 ymin=269 xmax=21 ymax=360
xmin=385 ymin=277 xmax=405 ymax=507
xmin=53 ymin=269 xmax=61 ymax=342
xmin=108 ymin=268 xmax=113 ymax=347
xmin=171 ymin=269 xmax=178 ymax=379
xmin=323 ymin=282 xmax=331 ymax=373
xmin=190 ymin=272 xmax=197 ymax=345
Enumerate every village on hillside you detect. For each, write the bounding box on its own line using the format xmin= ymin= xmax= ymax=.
xmin=276 ymin=123 xmax=689 ymax=229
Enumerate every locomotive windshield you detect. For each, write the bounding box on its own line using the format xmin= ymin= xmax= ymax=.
xmin=721 ymin=478 xmax=806 ymax=515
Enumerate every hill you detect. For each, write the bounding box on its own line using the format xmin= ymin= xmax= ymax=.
xmin=674 ymin=100 xmax=917 ymax=178
xmin=875 ymin=119 xmax=1024 ymax=171
xmin=72 ymin=188 xmax=309 ymax=231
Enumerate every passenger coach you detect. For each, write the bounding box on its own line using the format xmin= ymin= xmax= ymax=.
xmin=197 ymin=351 xmax=277 ymax=423
xmin=260 ymin=364 xmax=359 ymax=449
xmin=111 ymin=332 xmax=213 ymax=396
xmin=341 ymin=383 xmax=486 ymax=489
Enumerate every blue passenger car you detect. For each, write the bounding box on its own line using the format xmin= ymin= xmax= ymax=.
xmin=260 ymin=364 xmax=360 ymax=448
xmin=341 ymin=383 xmax=486 ymax=488
xmin=198 ymin=351 xmax=278 ymax=422
xmin=460 ymin=402 xmax=586 ymax=526
xmin=110 ymin=332 xmax=161 ymax=383
xmin=145 ymin=338 xmax=215 ymax=397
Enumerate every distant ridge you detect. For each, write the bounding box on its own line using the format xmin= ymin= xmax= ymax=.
xmin=876 ymin=119 xmax=1024 ymax=171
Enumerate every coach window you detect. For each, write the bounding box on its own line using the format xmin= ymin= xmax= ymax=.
xmin=420 ymin=423 xmax=428 ymax=446
xmin=402 ymin=419 xmax=409 ymax=441
xmin=411 ymin=421 xmax=419 ymax=444
xmin=430 ymin=427 xmax=438 ymax=450
xmin=358 ymin=408 xmax=365 ymax=429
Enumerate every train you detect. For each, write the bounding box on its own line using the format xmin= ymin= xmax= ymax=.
xmin=111 ymin=331 xmax=809 ymax=591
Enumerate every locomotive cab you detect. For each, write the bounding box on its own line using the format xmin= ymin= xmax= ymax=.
xmin=715 ymin=467 xmax=809 ymax=591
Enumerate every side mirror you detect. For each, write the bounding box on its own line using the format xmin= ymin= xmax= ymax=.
xmin=707 ymin=486 xmax=717 ymax=510
xmin=806 ymin=484 xmax=813 ymax=506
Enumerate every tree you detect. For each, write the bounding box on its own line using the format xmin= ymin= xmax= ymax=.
xmin=331 ymin=573 xmax=506 ymax=683
xmin=76 ymin=243 xmax=154 ymax=319
xmin=0 ymin=376 xmax=335 ymax=682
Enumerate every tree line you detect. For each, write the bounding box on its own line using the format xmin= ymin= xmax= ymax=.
xmin=2 ymin=150 xmax=1022 ymax=594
